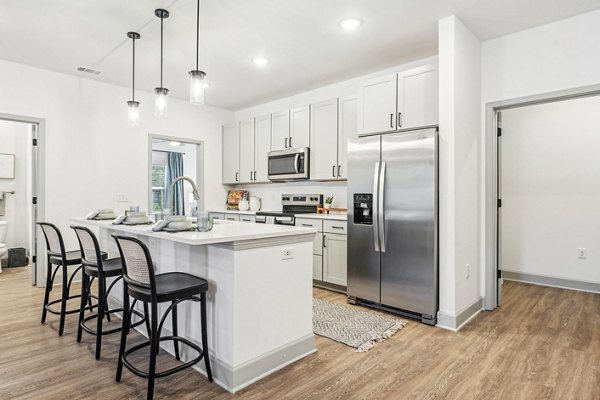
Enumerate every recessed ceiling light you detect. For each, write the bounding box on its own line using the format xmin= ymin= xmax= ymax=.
xmin=252 ymin=57 xmax=270 ymax=66
xmin=339 ymin=17 xmax=362 ymax=30
xmin=169 ymin=141 xmax=182 ymax=147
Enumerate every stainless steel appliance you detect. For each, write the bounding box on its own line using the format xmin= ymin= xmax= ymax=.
xmin=347 ymin=128 xmax=438 ymax=325
xmin=268 ymin=148 xmax=310 ymax=181
xmin=256 ymin=194 xmax=322 ymax=225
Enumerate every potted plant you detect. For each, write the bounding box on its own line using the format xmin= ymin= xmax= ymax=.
xmin=324 ymin=196 xmax=334 ymax=209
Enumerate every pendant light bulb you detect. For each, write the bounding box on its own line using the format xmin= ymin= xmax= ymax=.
xmin=189 ymin=70 xmax=206 ymax=105
xmin=126 ymin=31 xmax=141 ymax=127
xmin=127 ymin=100 xmax=140 ymax=127
xmin=154 ymin=87 xmax=169 ymax=117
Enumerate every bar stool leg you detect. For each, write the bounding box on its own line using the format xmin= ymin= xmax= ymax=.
xmin=58 ymin=262 xmax=69 ymax=336
xmin=143 ymin=302 xmax=151 ymax=338
xmin=147 ymin=302 xmax=159 ymax=400
xmin=77 ymin=274 xmax=89 ymax=342
xmin=172 ymin=300 xmax=180 ymax=361
xmin=116 ymin=287 xmax=131 ymax=382
xmin=41 ymin=255 xmax=53 ymax=324
xmin=95 ymin=276 xmax=106 ymax=360
xmin=200 ymin=293 xmax=213 ymax=382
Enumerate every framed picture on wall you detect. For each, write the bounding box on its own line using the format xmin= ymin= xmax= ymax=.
xmin=0 ymin=153 xmax=15 ymax=179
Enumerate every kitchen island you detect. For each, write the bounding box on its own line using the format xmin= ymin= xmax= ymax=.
xmin=71 ymin=218 xmax=317 ymax=393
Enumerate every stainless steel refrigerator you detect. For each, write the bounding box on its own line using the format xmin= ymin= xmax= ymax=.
xmin=347 ymin=128 xmax=438 ymax=325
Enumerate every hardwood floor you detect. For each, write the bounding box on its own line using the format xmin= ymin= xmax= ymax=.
xmin=1 ymin=267 xmax=599 ymax=399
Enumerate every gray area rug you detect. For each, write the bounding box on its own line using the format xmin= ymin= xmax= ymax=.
xmin=313 ymin=298 xmax=407 ymax=352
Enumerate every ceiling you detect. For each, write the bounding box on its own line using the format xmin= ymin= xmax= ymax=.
xmin=2 ymin=0 xmax=600 ymax=111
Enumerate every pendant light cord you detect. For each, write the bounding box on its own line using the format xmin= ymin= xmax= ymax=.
xmin=195 ymin=0 xmax=200 ymax=71
xmin=132 ymin=37 xmax=136 ymax=100
xmin=160 ymin=15 xmax=164 ymax=88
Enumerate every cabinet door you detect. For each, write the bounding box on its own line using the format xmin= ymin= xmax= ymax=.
xmin=222 ymin=122 xmax=240 ymax=184
xmin=254 ymin=114 xmax=271 ymax=182
xmin=397 ymin=65 xmax=438 ymax=130
xmin=240 ymin=215 xmax=256 ymax=223
xmin=209 ymin=213 xmax=224 ymax=222
xmin=337 ymin=95 xmax=357 ymax=179
xmin=224 ymin=214 xmax=240 ymax=221
xmin=323 ymin=233 xmax=347 ymax=286
xmin=290 ymin=105 xmax=310 ymax=148
xmin=271 ymin=110 xmax=290 ymax=151
xmin=239 ymin=119 xmax=255 ymax=184
xmin=357 ymin=73 xmax=397 ymax=135
xmin=310 ymin=98 xmax=338 ymax=180
xmin=313 ymin=255 xmax=323 ymax=281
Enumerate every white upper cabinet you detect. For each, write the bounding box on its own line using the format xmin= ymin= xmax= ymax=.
xmin=271 ymin=110 xmax=290 ymax=151
xmin=357 ymin=73 xmax=397 ymax=135
xmin=290 ymin=105 xmax=310 ymax=149
xmin=222 ymin=122 xmax=240 ymax=184
xmin=357 ymin=65 xmax=438 ymax=135
xmin=310 ymin=98 xmax=338 ymax=180
xmin=337 ymin=95 xmax=357 ymax=179
xmin=397 ymin=65 xmax=439 ymax=129
xmin=254 ymin=114 xmax=271 ymax=183
xmin=238 ymin=119 xmax=255 ymax=184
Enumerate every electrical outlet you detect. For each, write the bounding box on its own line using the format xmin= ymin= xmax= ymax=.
xmin=282 ymin=248 xmax=293 ymax=260
xmin=117 ymin=193 xmax=129 ymax=203
xmin=577 ymin=248 xmax=587 ymax=260
xmin=466 ymin=264 xmax=470 ymax=279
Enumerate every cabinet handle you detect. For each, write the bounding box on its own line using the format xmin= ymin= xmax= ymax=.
xmin=289 ymin=137 xmax=293 ymax=147
xmin=390 ymin=113 xmax=394 ymax=128
xmin=331 ymin=226 xmax=344 ymax=229
xmin=235 ymin=172 xmax=238 ymax=182
xmin=250 ymin=171 xmax=253 ymax=181
xmin=254 ymin=170 xmax=257 ymax=181
xmin=398 ymin=112 xmax=402 ymax=128
xmin=302 ymin=223 xmax=312 ymax=227
xmin=323 ymin=234 xmax=326 ymax=247
xmin=332 ymin=165 xmax=336 ymax=177
xmin=338 ymin=165 xmax=342 ymax=177
xmin=285 ymin=137 xmax=288 ymax=148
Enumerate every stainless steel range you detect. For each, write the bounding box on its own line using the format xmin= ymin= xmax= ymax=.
xmin=255 ymin=194 xmax=323 ymax=225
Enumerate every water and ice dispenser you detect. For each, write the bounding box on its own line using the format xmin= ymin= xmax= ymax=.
xmin=353 ymin=193 xmax=373 ymax=225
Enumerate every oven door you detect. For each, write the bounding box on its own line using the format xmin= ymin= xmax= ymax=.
xmin=268 ymin=148 xmax=309 ymax=181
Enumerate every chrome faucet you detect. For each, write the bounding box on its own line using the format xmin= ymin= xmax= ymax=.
xmin=168 ymin=176 xmax=200 ymax=215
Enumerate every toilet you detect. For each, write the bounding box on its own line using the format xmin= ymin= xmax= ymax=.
xmin=0 ymin=221 xmax=8 ymax=269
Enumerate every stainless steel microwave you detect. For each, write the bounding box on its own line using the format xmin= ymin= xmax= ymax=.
xmin=268 ymin=148 xmax=310 ymax=181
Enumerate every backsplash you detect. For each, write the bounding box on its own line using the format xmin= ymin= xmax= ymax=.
xmin=223 ymin=181 xmax=347 ymax=211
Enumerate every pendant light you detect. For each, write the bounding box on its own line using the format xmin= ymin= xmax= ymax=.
xmin=189 ymin=0 xmax=207 ymax=105
xmin=126 ymin=31 xmax=141 ymax=126
xmin=154 ymin=8 xmax=170 ymax=117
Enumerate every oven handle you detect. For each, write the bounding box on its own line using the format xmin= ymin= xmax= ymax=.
xmin=294 ymin=153 xmax=300 ymax=173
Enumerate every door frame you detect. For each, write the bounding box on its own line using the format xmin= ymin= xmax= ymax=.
xmin=0 ymin=112 xmax=46 ymax=287
xmin=483 ymin=84 xmax=600 ymax=310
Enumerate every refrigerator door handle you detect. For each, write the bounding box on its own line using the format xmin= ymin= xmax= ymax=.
xmin=379 ymin=161 xmax=386 ymax=252
xmin=373 ymin=162 xmax=380 ymax=252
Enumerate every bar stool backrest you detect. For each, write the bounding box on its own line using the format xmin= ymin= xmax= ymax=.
xmin=71 ymin=225 xmax=104 ymax=269
xmin=38 ymin=222 xmax=66 ymax=258
xmin=112 ymin=235 xmax=156 ymax=294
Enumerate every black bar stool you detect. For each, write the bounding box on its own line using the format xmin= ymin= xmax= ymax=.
xmin=38 ymin=222 xmax=106 ymax=336
xmin=71 ymin=225 xmax=147 ymax=359
xmin=112 ymin=234 xmax=213 ymax=400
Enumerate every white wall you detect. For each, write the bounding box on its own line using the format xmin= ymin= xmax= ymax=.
xmin=501 ymin=96 xmax=600 ymax=284
xmin=0 ymin=120 xmax=30 ymax=251
xmin=230 ymin=56 xmax=438 ymax=212
xmin=0 ymin=58 xmax=233 ymax=254
xmin=438 ymin=16 xmax=482 ymax=325
xmin=481 ymin=8 xmax=600 ymax=301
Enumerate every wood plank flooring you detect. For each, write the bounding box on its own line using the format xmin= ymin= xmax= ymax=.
xmin=1 ymin=267 xmax=599 ymax=399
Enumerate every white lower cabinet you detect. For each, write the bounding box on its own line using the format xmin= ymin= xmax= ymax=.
xmin=209 ymin=213 xmax=224 ymax=222
xmin=296 ymin=217 xmax=347 ymax=289
xmin=323 ymin=233 xmax=347 ymax=286
xmin=224 ymin=214 xmax=240 ymax=221
xmin=240 ymin=215 xmax=256 ymax=223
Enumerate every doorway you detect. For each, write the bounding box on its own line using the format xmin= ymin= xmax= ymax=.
xmin=0 ymin=113 xmax=45 ymax=286
xmin=148 ymin=134 xmax=204 ymax=220
xmin=483 ymin=86 xmax=600 ymax=310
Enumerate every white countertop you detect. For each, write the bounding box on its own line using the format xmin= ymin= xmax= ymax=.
xmin=210 ymin=209 xmax=257 ymax=215
xmin=296 ymin=213 xmax=347 ymax=221
xmin=71 ymin=217 xmax=316 ymax=246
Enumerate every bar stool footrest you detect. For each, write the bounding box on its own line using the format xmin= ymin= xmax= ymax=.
xmin=121 ymin=336 xmax=206 ymax=379
xmin=80 ymin=308 xmax=146 ymax=336
xmin=44 ymin=295 xmax=98 ymax=316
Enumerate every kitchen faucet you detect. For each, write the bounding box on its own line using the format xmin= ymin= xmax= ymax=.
xmin=168 ymin=176 xmax=200 ymax=215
